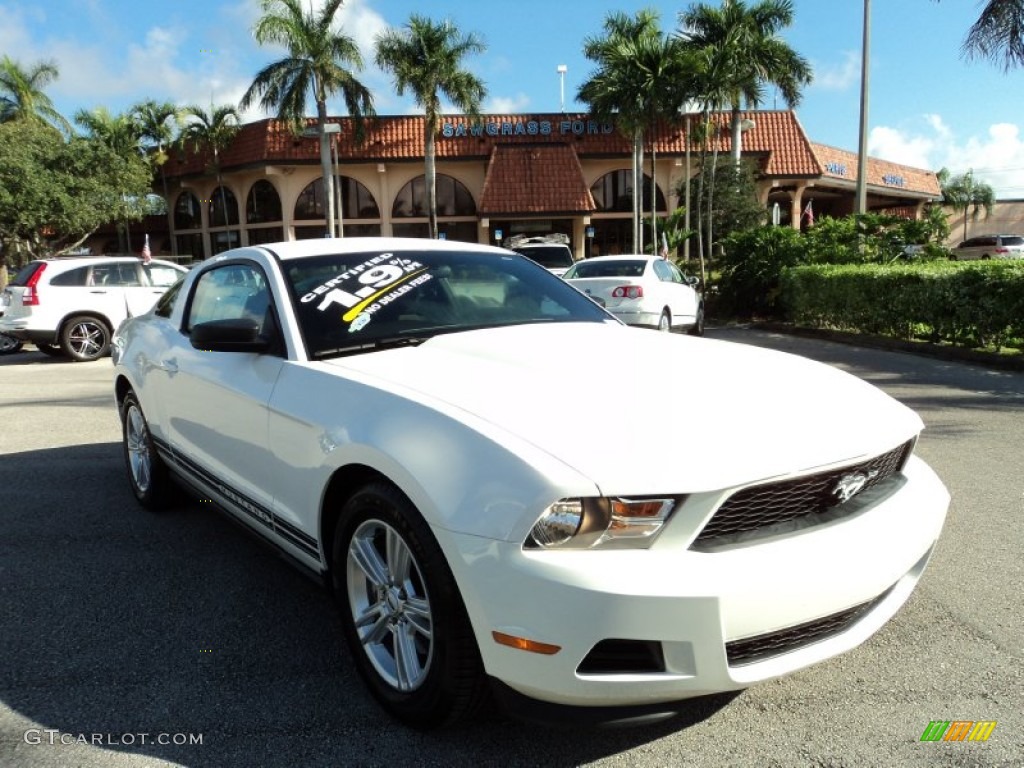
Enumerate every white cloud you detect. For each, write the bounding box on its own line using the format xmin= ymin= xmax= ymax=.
xmin=812 ymin=51 xmax=860 ymax=91
xmin=485 ymin=94 xmax=531 ymax=114
xmin=868 ymin=116 xmax=1024 ymax=198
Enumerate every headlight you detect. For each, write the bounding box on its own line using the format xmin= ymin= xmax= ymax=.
xmin=526 ymin=496 xmax=680 ymax=550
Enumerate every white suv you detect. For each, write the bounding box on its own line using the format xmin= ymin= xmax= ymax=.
xmin=507 ymin=234 xmax=576 ymax=277
xmin=0 ymin=256 xmax=187 ymax=361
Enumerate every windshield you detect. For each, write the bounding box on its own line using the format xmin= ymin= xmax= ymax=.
xmin=512 ymin=246 xmax=574 ymax=269
xmin=285 ymin=248 xmax=612 ymax=359
xmin=564 ymin=259 xmax=647 ymax=279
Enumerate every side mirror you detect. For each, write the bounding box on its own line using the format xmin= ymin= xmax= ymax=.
xmin=189 ymin=318 xmax=270 ymax=353
xmin=685 ymin=275 xmax=702 ymax=290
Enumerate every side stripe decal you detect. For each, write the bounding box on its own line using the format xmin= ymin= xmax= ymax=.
xmin=153 ymin=436 xmax=320 ymax=558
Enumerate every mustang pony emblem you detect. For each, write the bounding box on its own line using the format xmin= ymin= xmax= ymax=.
xmin=832 ymin=470 xmax=879 ymax=504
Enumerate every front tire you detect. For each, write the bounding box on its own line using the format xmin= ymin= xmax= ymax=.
xmin=61 ymin=315 xmax=110 ymax=361
xmin=688 ymin=303 xmax=706 ymax=337
xmin=120 ymin=391 xmax=173 ymax=510
xmin=332 ymin=483 xmax=488 ymax=729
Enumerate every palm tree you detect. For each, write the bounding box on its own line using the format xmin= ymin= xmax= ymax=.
xmin=0 ymin=55 xmax=72 ymax=134
xmin=941 ymin=168 xmax=996 ymax=242
xmin=680 ymin=0 xmax=811 ymax=163
xmin=133 ymin=100 xmax=182 ymax=255
xmin=579 ymin=11 xmax=665 ymax=253
xmin=375 ymin=15 xmax=486 ymax=239
xmin=934 ymin=0 xmax=1024 ymax=70
xmin=241 ymin=0 xmax=374 ymax=238
xmin=75 ymin=107 xmax=146 ymax=252
xmin=181 ymin=104 xmax=241 ymax=240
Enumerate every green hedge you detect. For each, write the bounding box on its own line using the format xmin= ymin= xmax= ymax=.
xmin=779 ymin=261 xmax=1024 ymax=352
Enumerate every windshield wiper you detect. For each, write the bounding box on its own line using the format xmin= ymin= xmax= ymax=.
xmin=314 ymin=335 xmax=431 ymax=360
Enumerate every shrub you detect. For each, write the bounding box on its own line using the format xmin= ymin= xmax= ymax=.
xmin=780 ymin=261 xmax=1024 ymax=351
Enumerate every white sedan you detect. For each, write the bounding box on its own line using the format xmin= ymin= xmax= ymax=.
xmin=112 ymin=238 xmax=948 ymax=728
xmin=562 ymin=254 xmax=704 ymax=334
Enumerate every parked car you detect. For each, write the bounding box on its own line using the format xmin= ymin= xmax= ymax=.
xmin=562 ymin=254 xmax=704 ymax=335
xmin=0 ymin=256 xmax=187 ymax=361
xmin=112 ymin=237 xmax=948 ymax=728
xmin=507 ymin=234 xmax=576 ymax=277
xmin=951 ymin=234 xmax=1024 ymax=260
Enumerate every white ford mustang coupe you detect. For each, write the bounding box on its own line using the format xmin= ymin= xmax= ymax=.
xmin=112 ymin=238 xmax=949 ymax=728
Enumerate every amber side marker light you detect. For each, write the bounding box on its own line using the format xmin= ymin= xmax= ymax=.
xmin=492 ymin=631 xmax=561 ymax=655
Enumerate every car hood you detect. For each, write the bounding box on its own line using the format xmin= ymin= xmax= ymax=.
xmin=323 ymin=323 xmax=923 ymax=493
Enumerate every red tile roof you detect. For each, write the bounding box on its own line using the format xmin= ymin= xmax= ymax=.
xmin=810 ymin=143 xmax=941 ymax=197
xmin=479 ymin=144 xmax=596 ymax=215
xmin=161 ymin=111 xmax=937 ymax=197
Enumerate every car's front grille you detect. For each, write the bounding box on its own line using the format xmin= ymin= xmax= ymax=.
xmin=693 ymin=441 xmax=913 ymax=547
xmin=725 ymin=585 xmax=895 ymax=666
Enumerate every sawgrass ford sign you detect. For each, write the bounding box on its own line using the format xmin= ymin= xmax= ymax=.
xmin=441 ymin=118 xmax=615 ymax=138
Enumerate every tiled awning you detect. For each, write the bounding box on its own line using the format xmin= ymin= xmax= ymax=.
xmin=479 ymin=144 xmax=596 ymax=216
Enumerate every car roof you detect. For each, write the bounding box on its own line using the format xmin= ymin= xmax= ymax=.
xmin=578 ymin=254 xmax=657 ymax=263
xmin=37 ymin=256 xmax=181 ymax=266
xmin=251 ymin=236 xmax=511 ymax=262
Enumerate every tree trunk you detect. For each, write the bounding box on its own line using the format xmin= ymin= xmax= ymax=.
xmin=160 ymin=162 xmax=176 ymax=257
xmin=317 ymin=100 xmax=336 ymax=238
xmin=632 ymin=130 xmax=642 ymax=253
xmin=650 ymin=128 xmax=658 ymax=256
xmin=425 ymin=119 xmax=438 ymax=239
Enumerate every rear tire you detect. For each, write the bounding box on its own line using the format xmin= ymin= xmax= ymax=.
xmin=35 ymin=342 xmax=64 ymax=357
xmin=61 ymin=316 xmax=110 ymax=361
xmin=0 ymin=333 xmax=22 ymax=355
xmin=120 ymin=390 xmax=173 ymax=510
xmin=657 ymin=310 xmax=671 ymax=332
xmin=332 ymin=482 xmax=488 ymax=729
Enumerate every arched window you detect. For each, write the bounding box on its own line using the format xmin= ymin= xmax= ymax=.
xmin=246 ymin=180 xmax=282 ymax=224
xmin=294 ymin=176 xmax=380 ymax=220
xmin=173 ymin=191 xmax=202 ymax=230
xmin=391 ymin=175 xmax=476 ymax=218
xmin=590 ymin=170 xmax=667 ymax=213
xmin=209 ymin=186 xmax=240 ymax=227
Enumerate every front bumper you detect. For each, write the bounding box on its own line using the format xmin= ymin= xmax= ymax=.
xmin=439 ymin=455 xmax=949 ymax=708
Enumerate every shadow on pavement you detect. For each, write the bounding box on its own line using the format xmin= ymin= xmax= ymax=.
xmin=1 ymin=443 xmax=736 ymax=768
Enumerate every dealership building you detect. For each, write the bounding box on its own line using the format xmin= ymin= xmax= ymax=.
xmin=132 ymin=110 xmax=941 ymax=261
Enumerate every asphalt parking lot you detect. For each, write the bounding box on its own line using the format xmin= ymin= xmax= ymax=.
xmin=1 ymin=328 xmax=1021 ymax=767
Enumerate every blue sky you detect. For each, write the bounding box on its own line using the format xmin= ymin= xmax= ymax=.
xmin=3 ymin=0 xmax=1022 ymax=197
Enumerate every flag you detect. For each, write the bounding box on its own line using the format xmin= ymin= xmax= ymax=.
xmin=802 ymin=200 xmax=814 ymax=226
xmin=659 ymin=232 xmax=669 ymax=259
xmin=141 ymin=233 xmax=152 ymax=263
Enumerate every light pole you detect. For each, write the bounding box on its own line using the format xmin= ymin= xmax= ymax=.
xmin=557 ymin=64 xmax=567 ymax=112
xmin=856 ymin=0 xmax=870 ymax=215
xmin=302 ymin=123 xmax=342 ymax=236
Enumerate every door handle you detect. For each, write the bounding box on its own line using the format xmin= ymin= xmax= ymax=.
xmin=159 ymin=358 xmax=178 ymax=374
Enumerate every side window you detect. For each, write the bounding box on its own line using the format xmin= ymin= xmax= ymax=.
xmin=186 ymin=263 xmax=272 ymax=332
xmin=667 ymin=263 xmax=686 ymax=284
xmin=652 ymin=260 xmax=673 ymax=282
xmin=154 ymin=281 xmax=183 ymax=318
xmin=90 ymin=263 xmax=141 ymax=287
xmin=50 ymin=266 xmax=90 ymax=286
xmin=144 ymin=264 xmax=184 ymax=288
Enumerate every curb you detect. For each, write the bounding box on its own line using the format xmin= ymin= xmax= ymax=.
xmin=745 ymin=322 xmax=1024 ymax=373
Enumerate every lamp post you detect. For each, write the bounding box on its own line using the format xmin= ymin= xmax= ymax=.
xmin=557 ymin=65 xmax=567 ymax=112
xmin=856 ymin=0 xmax=870 ymax=215
xmin=302 ymin=123 xmax=343 ymax=236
